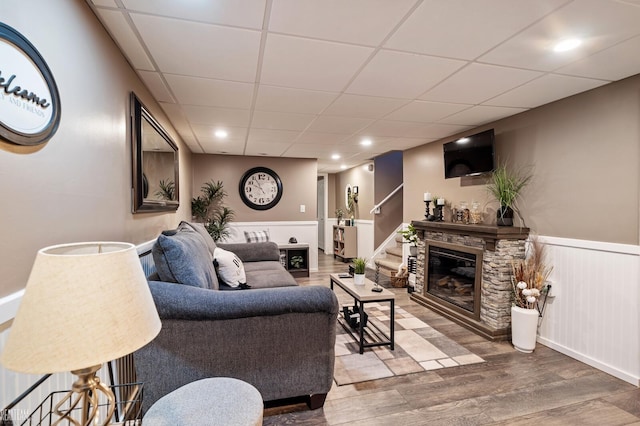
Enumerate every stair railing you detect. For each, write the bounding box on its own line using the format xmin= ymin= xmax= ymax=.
xmin=369 ymin=183 xmax=403 ymax=214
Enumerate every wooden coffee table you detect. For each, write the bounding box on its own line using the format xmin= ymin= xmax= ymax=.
xmin=330 ymin=273 xmax=395 ymax=354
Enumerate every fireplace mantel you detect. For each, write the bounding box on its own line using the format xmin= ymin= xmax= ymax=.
xmin=411 ymin=221 xmax=529 ymax=251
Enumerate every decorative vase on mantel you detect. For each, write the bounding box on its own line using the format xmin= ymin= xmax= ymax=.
xmin=511 ymin=306 xmax=539 ymax=353
xmin=496 ymin=206 xmax=514 ymax=226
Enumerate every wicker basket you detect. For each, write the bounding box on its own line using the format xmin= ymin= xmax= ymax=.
xmin=390 ymin=273 xmax=408 ymax=288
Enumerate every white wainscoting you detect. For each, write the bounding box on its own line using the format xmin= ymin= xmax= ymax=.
xmin=537 ymin=236 xmax=640 ymax=386
xmin=226 ymin=221 xmax=319 ymax=272
xmin=354 ymin=220 xmax=374 ymax=262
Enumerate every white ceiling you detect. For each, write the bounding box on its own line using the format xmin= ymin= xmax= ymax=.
xmin=87 ymin=0 xmax=640 ymax=172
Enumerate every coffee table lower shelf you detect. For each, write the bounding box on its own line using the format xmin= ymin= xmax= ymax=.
xmin=337 ymin=315 xmax=393 ymax=354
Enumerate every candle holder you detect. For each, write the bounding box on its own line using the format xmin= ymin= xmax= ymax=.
xmin=424 ymin=200 xmax=431 ymax=220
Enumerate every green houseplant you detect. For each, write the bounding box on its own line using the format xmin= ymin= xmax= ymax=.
xmin=191 ymin=180 xmax=235 ymax=242
xmin=397 ymin=224 xmax=418 ymax=256
xmin=155 ymin=179 xmax=176 ymax=201
xmin=352 ymin=257 xmax=367 ymax=285
xmin=487 ymin=163 xmax=532 ymax=226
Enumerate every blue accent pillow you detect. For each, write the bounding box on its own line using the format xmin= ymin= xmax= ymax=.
xmin=153 ymin=229 xmax=220 ymax=290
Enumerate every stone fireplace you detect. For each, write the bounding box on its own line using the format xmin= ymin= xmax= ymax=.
xmin=411 ymin=221 xmax=529 ymax=340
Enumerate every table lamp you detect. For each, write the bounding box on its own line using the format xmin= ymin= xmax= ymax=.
xmin=0 ymin=242 xmax=161 ymax=426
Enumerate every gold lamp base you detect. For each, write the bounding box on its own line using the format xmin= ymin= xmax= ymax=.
xmin=53 ymin=365 xmax=115 ymax=426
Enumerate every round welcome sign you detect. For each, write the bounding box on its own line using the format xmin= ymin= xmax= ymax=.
xmin=0 ymin=23 xmax=60 ymax=146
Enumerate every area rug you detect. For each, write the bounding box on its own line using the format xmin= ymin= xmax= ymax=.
xmin=333 ymin=303 xmax=485 ymax=385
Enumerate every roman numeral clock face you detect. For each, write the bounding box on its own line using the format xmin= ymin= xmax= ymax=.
xmin=239 ymin=167 xmax=283 ymax=210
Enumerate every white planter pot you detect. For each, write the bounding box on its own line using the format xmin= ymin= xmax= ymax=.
xmin=353 ymin=273 xmax=365 ymax=285
xmin=511 ymin=306 xmax=539 ymax=353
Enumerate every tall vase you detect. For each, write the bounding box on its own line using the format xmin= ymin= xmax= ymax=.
xmin=497 ymin=206 xmax=514 ymax=226
xmin=511 ymin=306 xmax=539 ymax=353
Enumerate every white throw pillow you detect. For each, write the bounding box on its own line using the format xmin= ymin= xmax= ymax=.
xmin=213 ymin=247 xmax=246 ymax=288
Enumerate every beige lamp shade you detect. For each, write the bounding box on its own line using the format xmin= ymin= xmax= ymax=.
xmin=0 ymin=242 xmax=161 ymax=374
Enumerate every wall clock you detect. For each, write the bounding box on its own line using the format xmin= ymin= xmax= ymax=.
xmin=239 ymin=167 xmax=283 ymax=210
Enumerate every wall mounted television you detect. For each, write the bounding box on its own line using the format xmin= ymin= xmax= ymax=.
xmin=443 ymin=129 xmax=495 ymax=179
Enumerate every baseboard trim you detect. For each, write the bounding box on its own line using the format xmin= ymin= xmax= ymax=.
xmin=537 ymin=336 xmax=640 ymax=386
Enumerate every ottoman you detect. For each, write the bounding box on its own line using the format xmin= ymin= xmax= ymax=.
xmin=143 ymin=377 xmax=263 ymax=426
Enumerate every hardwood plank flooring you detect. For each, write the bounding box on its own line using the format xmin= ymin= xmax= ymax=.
xmin=264 ymin=251 xmax=640 ymax=425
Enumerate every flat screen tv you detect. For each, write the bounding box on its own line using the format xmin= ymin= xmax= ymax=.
xmin=443 ymin=129 xmax=495 ymax=179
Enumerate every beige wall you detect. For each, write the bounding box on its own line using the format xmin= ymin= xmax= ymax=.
xmin=0 ymin=1 xmax=192 ymax=298
xmin=404 ymin=74 xmax=640 ymax=245
xmin=334 ymin=164 xmax=375 ymax=221
xmin=192 ymin=155 xmax=317 ymax=222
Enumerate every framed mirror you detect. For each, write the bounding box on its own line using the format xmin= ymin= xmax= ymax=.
xmin=130 ymin=92 xmax=179 ymax=213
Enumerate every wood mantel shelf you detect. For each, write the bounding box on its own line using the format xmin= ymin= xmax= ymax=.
xmin=411 ymin=220 xmax=529 ymax=250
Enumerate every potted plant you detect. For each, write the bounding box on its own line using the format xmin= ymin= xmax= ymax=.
xmin=352 ymin=257 xmax=367 ymax=285
xmin=191 ymin=180 xmax=235 ymax=242
xmin=510 ymin=236 xmax=553 ymax=353
xmin=487 ymin=163 xmax=532 ymax=226
xmin=398 ymin=224 xmax=418 ymax=256
xmin=335 ymin=208 xmax=344 ymax=225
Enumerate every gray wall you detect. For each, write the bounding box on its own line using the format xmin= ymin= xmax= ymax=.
xmin=192 ymin=155 xmax=317 ymax=222
xmin=404 ymin=74 xmax=640 ymax=245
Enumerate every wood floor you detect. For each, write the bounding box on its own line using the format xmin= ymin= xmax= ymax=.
xmin=264 ymin=251 xmax=640 ymax=425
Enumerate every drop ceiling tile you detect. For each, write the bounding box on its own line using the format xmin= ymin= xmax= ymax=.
xmin=438 ymin=105 xmax=528 ymax=126
xmin=244 ymin=141 xmax=291 ymax=156
xmin=362 ymin=120 xmax=468 ymax=139
xmin=260 ymin=34 xmax=374 ymax=91
xmin=255 ymin=85 xmax=338 ymax=114
xmin=556 ymin=34 xmax=640 ymax=81
xmin=198 ymin=139 xmax=245 ymax=155
xmin=479 ymin=0 xmax=640 ymax=71
xmin=323 ymin=94 xmax=408 ymax=119
xmin=485 ymin=74 xmax=608 ymax=108
xmin=379 ymin=137 xmax=436 ymax=151
xmin=91 ymin=0 xmax=118 ymax=8
xmin=130 ymin=13 xmax=261 ymax=81
xmin=385 ymin=0 xmax=566 ymax=59
xmin=346 ymin=50 xmax=467 ymax=99
xmin=121 ymin=0 xmax=267 ymax=29
xmin=192 ymin=124 xmax=248 ymax=141
xmin=138 ymin=71 xmax=175 ymax=102
xmin=96 ymin=9 xmax=154 ymax=70
xmin=385 ymin=100 xmax=471 ymax=123
xmin=251 ymin=110 xmax=316 ymax=131
xmin=269 ymin=0 xmax=415 ymax=46
xmin=295 ymin=132 xmax=350 ymax=145
xmin=420 ymin=63 xmax=543 ymax=104
xmin=307 ymin=116 xmax=373 ymax=134
xmin=247 ymin=128 xmax=301 ymax=144
xmin=182 ymin=105 xmax=250 ymax=127
xmin=158 ymin=102 xmax=199 ymax=148
xmin=164 ymin=74 xmax=254 ymax=108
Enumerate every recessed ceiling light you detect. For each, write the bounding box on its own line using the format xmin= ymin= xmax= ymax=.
xmin=332 ymin=154 xmax=341 ymax=160
xmin=340 ymin=165 xmax=347 ymax=170
xmin=361 ymin=138 xmax=372 ymax=146
xmin=553 ymin=38 xmax=582 ymax=52
xmin=456 ymin=137 xmax=470 ymax=144
xmin=214 ymin=129 xmax=228 ymax=139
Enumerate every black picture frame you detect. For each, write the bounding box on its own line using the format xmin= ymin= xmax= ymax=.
xmin=239 ymin=167 xmax=283 ymax=210
xmin=130 ymin=92 xmax=179 ymax=213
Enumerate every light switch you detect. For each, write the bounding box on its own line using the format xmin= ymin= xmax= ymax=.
xmin=300 ymin=204 xmax=305 ymax=213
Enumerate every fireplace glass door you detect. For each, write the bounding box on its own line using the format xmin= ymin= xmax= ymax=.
xmin=426 ymin=242 xmax=482 ymax=319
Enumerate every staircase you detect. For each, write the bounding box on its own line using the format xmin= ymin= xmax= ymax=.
xmin=374 ymin=234 xmax=405 ymax=281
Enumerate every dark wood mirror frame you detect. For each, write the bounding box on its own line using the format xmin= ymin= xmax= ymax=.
xmin=130 ymin=92 xmax=179 ymax=213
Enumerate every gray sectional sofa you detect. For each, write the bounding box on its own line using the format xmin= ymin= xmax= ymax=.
xmin=133 ymin=221 xmax=339 ymax=413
